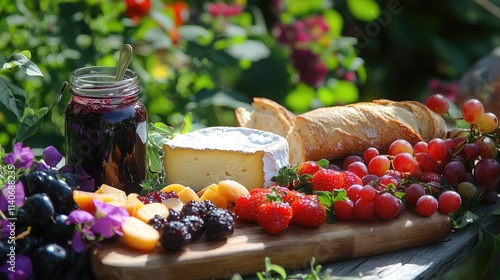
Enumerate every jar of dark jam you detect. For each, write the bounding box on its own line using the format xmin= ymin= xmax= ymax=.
xmin=64 ymin=66 xmax=147 ymax=194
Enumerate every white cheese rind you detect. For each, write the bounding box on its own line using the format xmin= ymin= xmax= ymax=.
xmin=163 ymin=126 xmax=289 ymax=191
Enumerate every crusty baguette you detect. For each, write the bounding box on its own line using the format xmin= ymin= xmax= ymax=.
xmin=235 ymin=98 xmax=447 ymax=165
xmin=287 ymin=99 xmax=447 ymax=164
xmin=235 ymin=97 xmax=296 ymax=138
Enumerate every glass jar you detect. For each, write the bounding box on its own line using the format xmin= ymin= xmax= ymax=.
xmin=64 ymin=66 xmax=147 ymax=194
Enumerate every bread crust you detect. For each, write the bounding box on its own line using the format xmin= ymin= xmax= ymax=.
xmin=235 ymin=98 xmax=447 ymax=165
xmin=235 ymin=97 xmax=295 ymax=138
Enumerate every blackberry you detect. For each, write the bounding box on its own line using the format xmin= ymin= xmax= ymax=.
xmin=204 ymin=208 xmax=235 ymax=241
xmin=138 ymin=190 xmax=179 ymax=204
xmin=148 ymin=214 xmax=169 ymax=232
xmin=167 ymin=209 xmax=181 ymax=222
xmin=203 ymin=200 xmax=217 ymax=213
xmin=181 ymin=215 xmax=205 ymax=241
xmin=181 ymin=201 xmax=209 ymax=219
xmin=160 ymin=221 xmax=192 ymax=252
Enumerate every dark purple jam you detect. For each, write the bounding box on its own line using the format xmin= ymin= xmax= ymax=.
xmin=64 ymin=67 xmax=147 ymax=194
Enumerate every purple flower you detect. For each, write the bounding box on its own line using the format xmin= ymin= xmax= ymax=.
xmin=3 ymin=142 xmax=34 ymax=169
xmin=92 ymin=218 xmax=119 ymax=238
xmin=291 ymin=48 xmax=328 ymax=87
xmin=71 ymin=231 xmax=87 ymax=253
xmin=0 ymin=181 xmax=24 ymax=213
xmin=0 ymin=253 xmax=32 ymax=280
xmin=67 ymin=210 xmax=94 ymax=225
xmin=94 ymin=199 xmax=129 ymax=222
xmin=75 ymin=166 xmax=95 ymax=192
xmin=43 ymin=146 xmax=63 ymax=167
xmin=29 ymin=161 xmax=50 ymax=172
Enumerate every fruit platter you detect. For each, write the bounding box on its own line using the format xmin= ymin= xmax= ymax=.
xmin=1 ymin=67 xmax=500 ymax=280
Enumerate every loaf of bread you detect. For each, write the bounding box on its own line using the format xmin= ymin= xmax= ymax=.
xmin=236 ymin=98 xmax=447 ymax=165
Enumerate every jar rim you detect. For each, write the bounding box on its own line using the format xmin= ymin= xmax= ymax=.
xmin=70 ymin=66 xmax=139 ymax=98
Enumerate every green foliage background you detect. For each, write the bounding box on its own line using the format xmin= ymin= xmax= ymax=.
xmin=1 ymin=0 xmax=500 ymax=153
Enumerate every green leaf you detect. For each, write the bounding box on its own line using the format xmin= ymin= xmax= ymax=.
xmin=469 ymin=228 xmax=484 ymax=253
xmin=178 ymin=25 xmax=213 ymax=45
xmin=180 ymin=113 xmax=193 ymax=134
xmin=317 ymin=159 xmax=329 ymax=168
xmin=3 ymin=53 xmax=43 ymax=77
xmin=285 ymin=84 xmax=315 ymax=113
xmin=324 ymin=9 xmax=343 ymax=37
xmin=328 ymin=79 xmax=359 ymax=104
xmin=16 ymin=107 xmax=48 ymax=142
xmin=0 ymin=77 xmax=26 ymax=120
xmin=316 ymin=191 xmax=333 ymax=208
xmin=226 ymin=40 xmax=270 ymax=62
xmin=347 ymin=0 xmax=381 ymax=22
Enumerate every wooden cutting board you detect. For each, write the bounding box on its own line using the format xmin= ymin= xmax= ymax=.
xmin=91 ymin=210 xmax=451 ymax=280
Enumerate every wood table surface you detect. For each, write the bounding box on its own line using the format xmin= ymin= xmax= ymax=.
xmin=254 ymin=197 xmax=500 ymax=280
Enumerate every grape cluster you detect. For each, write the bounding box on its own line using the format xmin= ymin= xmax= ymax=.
xmin=331 ymin=96 xmax=499 ymax=221
xmin=149 ymin=200 xmax=234 ymax=252
xmin=3 ymin=171 xmax=92 ymax=280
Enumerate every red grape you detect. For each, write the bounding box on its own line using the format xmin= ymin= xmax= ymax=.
xmin=475 ymin=136 xmax=498 ymax=159
xmin=368 ymin=155 xmax=390 ymax=176
xmin=428 ymin=138 xmax=449 ymax=162
xmin=462 ymin=98 xmax=484 ymax=124
xmin=375 ymin=193 xmax=403 ymax=220
xmin=416 ymin=195 xmax=439 ymax=217
xmin=347 ymin=161 xmax=369 ymax=179
xmin=362 ymin=174 xmax=379 ymax=186
xmin=389 ymin=139 xmax=413 ymax=156
xmin=413 ymin=141 xmax=429 ymax=154
xmin=415 ymin=152 xmax=438 ymax=172
xmin=333 ymin=199 xmax=354 ymax=221
xmin=438 ymin=190 xmax=462 ymax=214
xmin=342 ymin=155 xmax=364 ymax=170
xmin=426 ymin=94 xmax=450 ymax=115
xmin=442 ymin=161 xmax=466 ymax=185
xmin=405 ymin=183 xmax=425 ymax=204
xmin=378 ymin=174 xmax=399 ymax=188
xmin=347 ymin=184 xmax=363 ymax=202
xmin=363 ymin=147 xmax=379 ymax=164
xmin=359 ymin=184 xmax=377 ymax=200
xmin=474 ymin=159 xmax=500 ymax=190
xmin=462 ymin=143 xmax=481 ymax=161
xmin=393 ymin=152 xmax=418 ymax=173
xmin=354 ymin=197 xmax=376 ymax=221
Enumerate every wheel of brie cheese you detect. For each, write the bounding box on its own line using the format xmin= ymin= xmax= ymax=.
xmin=162 ymin=126 xmax=289 ymax=191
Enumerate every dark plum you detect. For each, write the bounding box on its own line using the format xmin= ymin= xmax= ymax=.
xmin=33 ymin=243 xmax=67 ymax=280
xmin=42 ymin=214 xmax=75 ymax=244
xmin=21 ymin=193 xmax=55 ymax=226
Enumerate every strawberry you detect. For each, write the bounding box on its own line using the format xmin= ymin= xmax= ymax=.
xmin=311 ymin=169 xmax=344 ymax=192
xmin=421 ymin=171 xmax=441 ymax=183
xmin=234 ymin=194 xmax=255 ymax=222
xmin=256 ymin=202 xmax=293 ymax=235
xmin=291 ymin=198 xmax=326 ymax=228
xmin=341 ymin=171 xmax=363 ymax=190
xmin=234 ymin=191 xmax=269 ymax=222
xmin=298 ymin=160 xmax=321 ymax=176
xmin=282 ymin=189 xmax=307 ymax=205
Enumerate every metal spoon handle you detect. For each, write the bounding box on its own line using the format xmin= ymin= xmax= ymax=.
xmin=115 ymin=44 xmax=133 ymax=81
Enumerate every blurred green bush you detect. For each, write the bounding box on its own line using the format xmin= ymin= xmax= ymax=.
xmin=1 ymin=0 xmax=499 ymax=153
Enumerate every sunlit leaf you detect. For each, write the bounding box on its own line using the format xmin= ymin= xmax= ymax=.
xmin=3 ymin=53 xmax=43 ymax=77
xmin=226 ymin=40 xmax=270 ymax=61
xmin=347 ymin=0 xmax=381 ymax=22
xmin=324 ymin=9 xmax=343 ymax=37
xmin=285 ymin=84 xmax=315 ymax=112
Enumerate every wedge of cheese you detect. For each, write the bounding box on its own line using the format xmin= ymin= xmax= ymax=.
xmin=163 ymin=126 xmax=289 ymax=191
